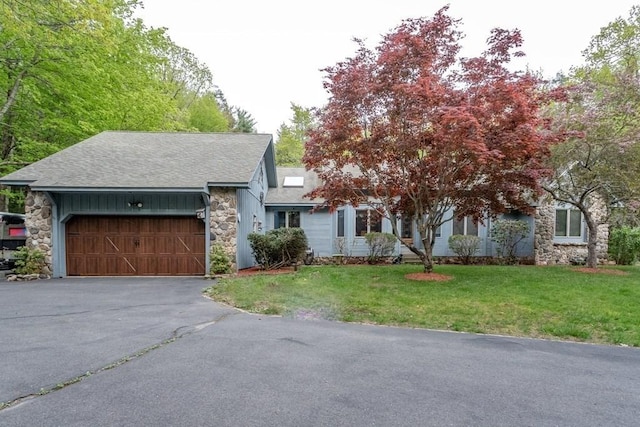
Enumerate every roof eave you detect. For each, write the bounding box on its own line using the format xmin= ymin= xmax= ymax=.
xmin=265 ymin=201 xmax=323 ymax=207
xmin=207 ymin=182 xmax=249 ymax=189
xmin=263 ymin=139 xmax=278 ymax=188
xmin=29 ymin=186 xmax=207 ymax=193
xmin=0 ymin=180 xmax=34 ymax=187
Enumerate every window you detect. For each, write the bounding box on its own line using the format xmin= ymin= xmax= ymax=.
xmin=337 ymin=210 xmax=345 ymax=237
xmin=355 ymin=209 xmax=382 ymax=236
xmin=453 ymin=214 xmax=478 ymax=236
xmin=403 ymin=216 xmax=441 ymax=238
xmin=555 ymin=208 xmax=582 ymax=237
xmin=401 ymin=216 xmax=413 ymax=239
xmin=275 ymin=211 xmax=300 ymax=228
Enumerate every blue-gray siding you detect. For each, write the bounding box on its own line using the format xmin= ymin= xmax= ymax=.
xmin=398 ymin=208 xmax=535 ymax=258
xmin=271 ymin=204 xmax=536 ymax=260
xmin=56 ymin=192 xmax=204 ymax=221
xmin=236 ymin=161 xmax=269 ymax=269
xmin=265 ymin=207 xmax=333 ymax=257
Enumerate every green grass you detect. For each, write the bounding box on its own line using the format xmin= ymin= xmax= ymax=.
xmin=204 ymin=264 xmax=640 ymax=346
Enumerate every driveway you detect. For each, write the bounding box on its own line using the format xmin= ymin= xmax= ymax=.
xmin=1 ymin=278 xmax=639 ymax=426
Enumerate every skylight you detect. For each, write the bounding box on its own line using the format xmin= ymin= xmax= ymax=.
xmin=283 ymin=176 xmax=304 ymax=187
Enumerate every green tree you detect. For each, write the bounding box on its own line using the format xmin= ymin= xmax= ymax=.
xmin=149 ymin=31 xmax=232 ymax=132
xmin=544 ymin=6 xmax=640 ymax=268
xmin=231 ymin=108 xmax=257 ymax=133
xmin=276 ymin=103 xmax=314 ymax=166
xmin=0 ymin=0 xmax=253 ymax=211
xmin=185 ymin=92 xmax=230 ymax=132
xmin=0 ymin=0 xmax=173 ymax=167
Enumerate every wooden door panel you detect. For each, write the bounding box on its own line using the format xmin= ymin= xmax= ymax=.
xmin=66 ymin=216 xmax=205 ymax=276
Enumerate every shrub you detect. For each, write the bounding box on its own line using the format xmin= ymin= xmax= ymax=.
xmin=14 ymin=246 xmax=46 ymax=275
xmin=248 ymin=227 xmax=308 ymax=270
xmin=334 ymin=237 xmax=355 ymax=264
xmin=209 ymin=244 xmax=232 ymax=275
xmin=608 ymin=226 xmax=640 ymax=265
xmin=247 ymin=233 xmax=277 ymax=269
xmin=448 ymin=235 xmax=481 ymax=265
xmin=490 ymin=219 xmax=530 ymax=264
xmin=364 ymin=232 xmax=396 ymax=264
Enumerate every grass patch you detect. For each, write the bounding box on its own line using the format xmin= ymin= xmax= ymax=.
xmin=204 ymin=264 xmax=640 ymax=346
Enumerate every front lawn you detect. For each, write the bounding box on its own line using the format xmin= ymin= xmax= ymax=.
xmin=204 ymin=264 xmax=640 ymax=346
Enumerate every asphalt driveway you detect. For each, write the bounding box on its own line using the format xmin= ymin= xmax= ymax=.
xmin=1 ymin=277 xmax=639 ymax=426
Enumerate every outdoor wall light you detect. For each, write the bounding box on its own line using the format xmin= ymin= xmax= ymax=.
xmin=128 ymin=201 xmax=143 ymax=208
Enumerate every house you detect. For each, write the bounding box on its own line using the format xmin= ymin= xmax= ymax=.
xmin=267 ymin=167 xmax=609 ymax=264
xmin=0 ymin=131 xmax=276 ymax=276
xmin=266 ymin=168 xmax=535 ymax=261
xmin=0 ymin=131 xmax=608 ymax=277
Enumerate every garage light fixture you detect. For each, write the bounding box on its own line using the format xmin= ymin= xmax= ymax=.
xmin=128 ymin=201 xmax=143 ymax=208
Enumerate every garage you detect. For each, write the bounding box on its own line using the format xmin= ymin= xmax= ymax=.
xmin=66 ymin=216 xmax=205 ymax=276
xmin=0 ymin=131 xmax=279 ymax=276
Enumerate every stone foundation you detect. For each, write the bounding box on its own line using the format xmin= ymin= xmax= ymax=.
xmin=209 ymin=188 xmax=238 ymax=270
xmin=24 ymin=190 xmax=53 ymax=275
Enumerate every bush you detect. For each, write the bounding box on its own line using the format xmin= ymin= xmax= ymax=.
xmin=248 ymin=227 xmax=308 ymax=270
xmin=448 ymin=235 xmax=481 ymax=265
xmin=491 ymin=219 xmax=530 ymax=264
xmin=364 ymin=232 xmax=396 ymax=264
xmin=247 ymin=233 xmax=277 ymax=269
xmin=209 ymin=244 xmax=232 ymax=275
xmin=14 ymin=246 xmax=46 ymax=275
xmin=333 ymin=237 xmax=353 ymax=264
xmin=609 ymin=226 xmax=640 ymax=265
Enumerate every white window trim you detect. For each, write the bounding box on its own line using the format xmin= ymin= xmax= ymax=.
xmin=452 ymin=214 xmax=478 ymax=236
xmin=553 ymin=204 xmax=585 ymax=243
xmin=355 ymin=208 xmax=382 ymax=237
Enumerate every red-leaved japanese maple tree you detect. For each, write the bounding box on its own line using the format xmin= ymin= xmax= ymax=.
xmin=303 ymin=7 xmax=561 ymax=273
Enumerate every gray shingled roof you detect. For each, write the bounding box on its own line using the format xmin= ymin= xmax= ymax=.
xmin=265 ymin=167 xmax=324 ymax=206
xmin=0 ymin=131 xmax=274 ymax=191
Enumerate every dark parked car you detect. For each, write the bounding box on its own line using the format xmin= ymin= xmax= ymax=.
xmin=0 ymin=212 xmax=26 ymax=270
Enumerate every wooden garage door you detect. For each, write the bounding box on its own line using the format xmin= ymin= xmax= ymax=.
xmin=66 ymin=216 xmax=205 ymax=276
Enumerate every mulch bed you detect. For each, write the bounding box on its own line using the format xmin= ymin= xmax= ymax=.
xmin=236 ymin=266 xmax=296 ymax=276
xmin=404 ymin=272 xmax=453 ymax=282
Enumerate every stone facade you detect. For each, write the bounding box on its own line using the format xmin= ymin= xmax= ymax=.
xmin=24 ymin=190 xmax=53 ymax=274
xmin=534 ymin=196 xmax=609 ymax=265
xmin=209 ymin=188 xmax=238 ymax=270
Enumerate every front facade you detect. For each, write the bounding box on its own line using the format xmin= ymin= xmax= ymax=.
xmin=1 ymin=131 xmax=276 ymax=277
xmin=0 ymin=134 xmax=609 ymax=277
xmin=267 ymin=167 xmax=607 ymax=264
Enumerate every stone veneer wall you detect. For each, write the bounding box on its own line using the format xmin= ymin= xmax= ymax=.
xmin=24 ymin=190 xmax=53 ymax=274
xmin=534 ymin=196 xmax=609 ymax=265
xmin=209 ymin=188 xmax=238 ymax=270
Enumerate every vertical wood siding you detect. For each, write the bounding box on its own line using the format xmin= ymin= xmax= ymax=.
xmin=265 ymin=207 xmax=333 ymax=257
xmin=58 ymin=192 xmax=204 ymax=218
xmin=236 ymin=162 xmax=269 ymax=269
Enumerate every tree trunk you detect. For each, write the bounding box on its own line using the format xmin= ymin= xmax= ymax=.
xmin=421 ymin=243 xmax=434 ymax=273
xmin=584 ymin=212 xmax=599 ymax=269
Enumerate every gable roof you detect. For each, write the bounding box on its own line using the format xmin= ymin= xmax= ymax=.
xmin=265 ymin=167 xmax=324 ymax=206
xmin=0 ymin=131 xmax=277 ymax=192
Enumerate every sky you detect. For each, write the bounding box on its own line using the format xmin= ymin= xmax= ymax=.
xmin=135 ymin=0 xmax=639 ymax=138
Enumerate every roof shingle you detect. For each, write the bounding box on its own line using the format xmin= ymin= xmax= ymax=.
xmin=265 ymin=167 xmax=324 ymax=206
xmin=0 ymin=131 xmax=274 ymax=190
